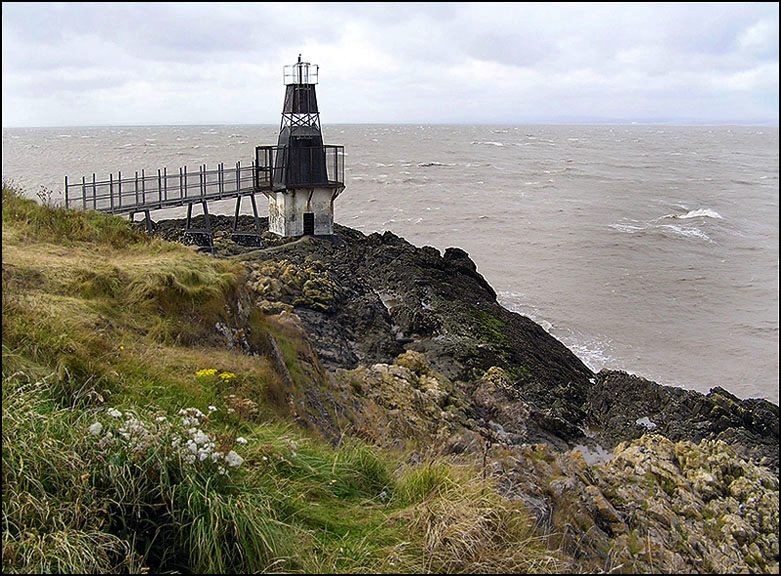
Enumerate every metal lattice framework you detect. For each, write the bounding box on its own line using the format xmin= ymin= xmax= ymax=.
xmin=281 ymin=111 xmax=321 ymax=131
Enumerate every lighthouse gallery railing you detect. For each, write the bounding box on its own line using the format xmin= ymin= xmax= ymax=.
xmin=255 ymin=145 xmax=344 ymax=191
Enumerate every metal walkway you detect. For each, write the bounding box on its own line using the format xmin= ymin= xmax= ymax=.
xmin=65 ymin=161 xmax=264 ymax=246
xmin=64 ymin=161 xmax=261 ymax=215
xmin=64 ymin=145 xmax=345 ymax=247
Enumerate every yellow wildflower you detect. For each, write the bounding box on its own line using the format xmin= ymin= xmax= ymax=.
xmin=218 ymin=372 xmax=236 ymax=383
xmin=196 ymin=368 xmax=218 ymax=379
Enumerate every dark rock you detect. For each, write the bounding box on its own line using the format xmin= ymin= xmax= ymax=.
xmin=145 ymin=218 xmax=779 ymax=470
xmin=584 ymin=369 xmax=779 ymax=472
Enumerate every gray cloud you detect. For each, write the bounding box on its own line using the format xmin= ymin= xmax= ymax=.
xmin=2 ymin=2 xmax=778 ymax=126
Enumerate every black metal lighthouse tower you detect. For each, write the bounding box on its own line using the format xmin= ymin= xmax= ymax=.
xmin=256 ymin=55 xmax=345 ymax=237
xmin=65 ymin=56 xmax=344 ymax=245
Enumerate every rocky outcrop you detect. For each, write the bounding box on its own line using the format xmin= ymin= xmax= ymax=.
xmin=246 ymin=332 xmax=780 ymax=573
xmin=502 ymin=436 xmax=779 ymax=573
xmin=585 ymin=370 xmax=779 ymax=471
xmin=148 ymin=215 xmax=778 ymax=472
xmin=146 ymin=215 xmax=779 ymax=572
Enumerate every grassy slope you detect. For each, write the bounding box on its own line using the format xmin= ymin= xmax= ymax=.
xmin=1 ymin=185 xmax=565 ymax=574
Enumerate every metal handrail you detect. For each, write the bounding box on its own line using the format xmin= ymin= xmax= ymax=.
xmin=65 ymin=162 xmax=258 ymax=215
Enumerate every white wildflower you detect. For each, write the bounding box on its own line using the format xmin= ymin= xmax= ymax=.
xmin=96 ymin=432 xmax=116 ymax=449
xmin=208 ymin=405 xmax=217 ymax=412
xmin=235 ymin=437 xmax=248 ymax=445
xmin=88 ymin=422 xmax=103 ymax=436
xmin=155 ymin=416 xmax=167 ymax=423
xmin=107 ymin=408 xmax=122 ymax=418
xmin=180 ymin=407 xmax=205 ymax=420
xmin=225 ymin=450 xmax=244 ymax=467
xmin=217 ymin=466 xmax=227 ymax=475
xmin=186 ymin=439 xmax=198 ymax=454
xmin=227 ymin=408 xmax=236 ymax=414
xmin=192 ymin=430 xmax=210 ymax=445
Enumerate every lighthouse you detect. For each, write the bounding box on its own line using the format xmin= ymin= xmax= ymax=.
xmin=256 ymin=56 xmax=345 ymax=237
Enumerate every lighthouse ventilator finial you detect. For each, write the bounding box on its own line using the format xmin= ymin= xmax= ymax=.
xmin=63 ymin=56 xmax=345 ymax=246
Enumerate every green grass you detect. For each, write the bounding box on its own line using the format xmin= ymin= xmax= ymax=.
xmin=2 ymin=184 xmax=567 ymax=573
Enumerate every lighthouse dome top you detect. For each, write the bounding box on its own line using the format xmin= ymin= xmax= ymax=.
xmin=283 ymin=54 xmax=319 ymax=85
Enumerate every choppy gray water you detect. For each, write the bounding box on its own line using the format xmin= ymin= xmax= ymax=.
xmin=3 ymin=124 xmax=778 ymax=404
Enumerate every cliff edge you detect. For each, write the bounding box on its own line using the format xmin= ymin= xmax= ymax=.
xmin=3 ymin=188 xmax=777 ymax=574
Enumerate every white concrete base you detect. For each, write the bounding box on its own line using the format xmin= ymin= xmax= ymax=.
xmin=267 ymin=187 xmax=341 ymax=237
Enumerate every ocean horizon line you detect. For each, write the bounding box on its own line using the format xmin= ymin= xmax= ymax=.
xmin=4 ymin=119 xmax=779 ymax=130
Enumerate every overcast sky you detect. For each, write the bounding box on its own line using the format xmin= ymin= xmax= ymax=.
xmin=2 ymin=2 xmax=778 ymax=127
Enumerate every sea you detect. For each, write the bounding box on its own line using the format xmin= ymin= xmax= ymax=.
xmin=2 ymin=124 xmax=778 ymax=404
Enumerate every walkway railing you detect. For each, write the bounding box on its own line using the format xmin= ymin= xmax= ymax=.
xmin=64 ymin=161 xmax=258 ymax=215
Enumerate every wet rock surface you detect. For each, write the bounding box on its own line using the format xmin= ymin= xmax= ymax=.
xmin=503 ymin=436 xmax=779 ymax=573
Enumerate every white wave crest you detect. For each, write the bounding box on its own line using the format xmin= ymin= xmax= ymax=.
xmin=568 ymin=340 xmax=612 ymax=372
xmin=659 ymin=224 xmax=711 ymax=241
xmin=609 ymin=223 xmax=646 ymax=234
xmin=665 ymin=208 xmax=723 ymax=220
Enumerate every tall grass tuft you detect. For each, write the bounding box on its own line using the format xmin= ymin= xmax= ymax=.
xmin=1 ymin=372 xmax=300 ymax=573
xmin=2 ymin=183 xmax=147 ymax=248
xmin=395 ymin=461 xmax=456 ymax=505
xmin=3 ymin=529 xmax=140 ymax=575
xmin=123 ymin=257 xmax=243 ymax=344
xmin=171 ymin=483 xmax=296 ymax=573
xmin=385 ymin=462 xmax=568 ymax=574
xmin=2 ymin=373 xmax=143 ymax=573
